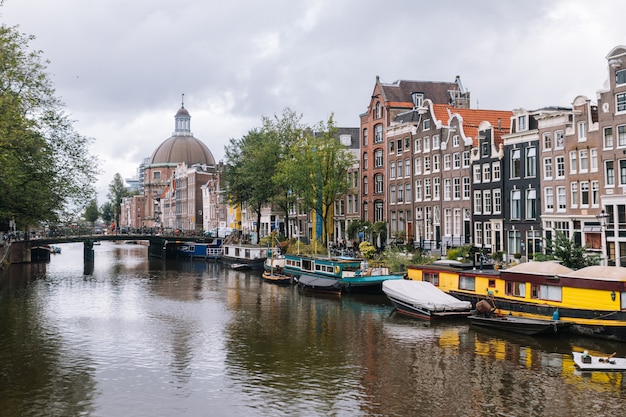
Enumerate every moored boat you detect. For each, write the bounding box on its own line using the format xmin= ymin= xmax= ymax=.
xmin=261 ymin=270 xmax=292 ymax=285
xmin=382 ymin=280 xmax=472 ymax=320
xmin=295 ymin=274 xmax=341 ymax=295
xmin=407 ymin=261 xmax=626 ymax=342
xmin=284 ymin=253 xmax=404 ymax=293
xmin=468 ymin=314 xmax=570 ymax=336
xmin=176 ymin=238 xmax=223 ymax=259
xmin=572 ymin=351 xmax=626 ymax=371
xmin=220 ymin=243 xmax=272 ymax=270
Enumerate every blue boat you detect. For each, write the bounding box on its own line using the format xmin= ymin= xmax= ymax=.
xmin=285 ymin=254 xmax=404 ymax=293
xmin=176 ymin=238 xmax=223 ymax=259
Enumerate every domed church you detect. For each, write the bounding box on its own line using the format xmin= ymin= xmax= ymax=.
xmin=140 ymin=100 xmax=220 ymax=231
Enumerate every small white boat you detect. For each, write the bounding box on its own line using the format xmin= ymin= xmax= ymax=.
xmin=383 ymin=280 xmax=472 ymax=320
xmin=572 ymin=351 xmax=626 ymax=371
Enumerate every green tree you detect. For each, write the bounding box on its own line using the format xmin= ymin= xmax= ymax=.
xmin=107 ymin=173 xmax=128 ymax=230
xmin=100 ymin=202 xmax=114 ymax=226
xmin=276 ymin=114 xmax=354 ymax=245
xmin=0 ymin=21 xmax=99 ymax=232
xmin=542 ymin=231 xmax=601 ymax=270
xmin=84 ymin=199 xmax=99 ymax=229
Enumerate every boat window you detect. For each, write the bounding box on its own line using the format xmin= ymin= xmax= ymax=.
xmin=424 ymin=272 xmax=439 ymax=286
xmin=459 ymin=275 xmax=475 ymax=291
xmin=506 ymin=281 xmax=526 ymax=297
xmin=622 ymin=292 xmax=626 ymax=310
xmin=531 ymin=284 xmax=562 ymax=301
xmin=488 ymin=279 xmax=496 ymax=288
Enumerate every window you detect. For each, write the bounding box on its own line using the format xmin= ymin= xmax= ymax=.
xmin=423 ymin=136 xmax=430 ymax=152
xmin=506 ymin=281 xmax=526 ymax=297
xmin=543 ymin=132 xmax=552 ymax=149
xmin=492 ymin=162 xmax=501 ymax=180
xmin=454 ymin=177 xmax=461 ymax=200
xmin=511 ymin=189 xmax=521 ymax=220
xmin=493 ymin=189 xmax=501 ymax=213
xmin=581 ymin=181 xmax=589 ymax=207
xmin=606 ymin=160 xmax=615 ymax=186
xmin=414 ymin=157 xmax=422 ymax=174
xmin=569 ymin=150 xmax=577 ymax=174
xmin=362 ymin=129 xmax=368 ymax=146
xmin=374 ymin=149 xmax=383 ymax=167
xmin=544 ymin=157 xmax=553 ymax=179
xmin=404 ymin=137 xmax=410 ymax=150
xmin=423 ymin=119 xmax=431 ymax=130
xmin=556 ymin=156 xmax=565 ymax=178
xmin=518 ymin=115 xmax=527 ymax=132
xmin=390 ymin=162 xmax=395 ymax=179
xmin=404 ymin=159 xmax=411 ymax=177
xmin=424 ymin=272 xmax=439 ymax=286
xmin=511 ymin=148 xmax=521 ymax=178
xmin=619 ymin=125 xmax=626 ymax=146
xmin=153 ymin=171 xmax=161 ymax=179
xmin=590 ymin=148 xmax=598 ymax=172
xmin=374 ymin=202 xmax=383 ymax=222
xmin=620 ymin=160 xmax=626 ymax=185
xmin=363 ymin=177 xmax=368 ymax=195
xmin=374 ymin=174 xmax=383 ymax=193
xmin=363 ymin=153 xmax=368 ymax=169
xmin=390 ymin=185 xmax=396 ymax=203
xmin=525 ymin=147 xmax=536 ymax=177
xmin=389 ymin=140 xmax=395 ymax=154
xmin=432 ymin=135 xmax=440 ymax=149
xmin=453 ymin=135 xmax=460 ymax=147
xmin=531 ymin=284 xmax=562 ymax=301
xmin=557 ymin=186 xmax=566 ymax=211
xmin=483 ymin=164 xmax=491 ymax=182
xmin=474 ymin=190 xmax=482 ymax=214
xmin=397 ymin=185 xmax=403 ymax=203
xmin=415 ymin=179 xmax=422 ymax=200
xmin=484 ymin=190 xmax=492 ymax=214
xmin=617 ymin=93 xmax=626 ymax=113
xmin=462 ymin=177 xmax=470 ymax=200
xmin=462 ymin=151 xmax=470 ymax=168
xmin=405 ymin=183 xmax=411 ymax=202
xmin=414 ymin=138 xmax=421 ymax=153
xmin=433 ymin=177 xmax=440 ymax=200
xmin=459 ymin=275 xmax=475 ymax=291
xmin=473 ymin=165 xmax=481 ymax=183
xmin=526 ymin=189 xmax=536 ymax=219
xmin=545 ymin=187 xmax=554 ymax=211
xmin=604 ymin=127 xmax=614 ymax=148
xmin=592 ymin=180 xmax=599 ymax=206
xmin=374 ymin=124 xmax=383 ymax=143
xmin=617 ymin=69 xmax=626 ymax=85
xmin=475 ymin=223 xmax=483 ymax=246
xmin=397 ymin=139 xmax=402 ymax=155
xmin=453 ymin=153 xmax=461 ymax=169
xmin=424 ymin=178 xmax=432 ymax=198
xmin=579 ymin=149 xmax=588 ymax=172
xmin=555 ymin=130 xmax=564 ymax=149
xmin=578 ymin=121 xmax=587 ymax=141
xmin=424 ymin=156 xmax=431 ymax=172
xmin=433 ymin=154 xmax=440 ymax=172
xmin=444 ymin=178 xmax=451 ymax=200
xmin=444 ymin=154 xmax=451 ymax=170
xmin=375 ymin=102 xmax=381 ymax=118
xmin=570 ymin=182 xmax=578 ymax=208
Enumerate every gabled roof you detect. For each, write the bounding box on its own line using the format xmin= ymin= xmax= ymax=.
xmin=379 ymin=79 xmax=458 ymax=107
xmin=431 ymin=104 xmax=512 ymax=146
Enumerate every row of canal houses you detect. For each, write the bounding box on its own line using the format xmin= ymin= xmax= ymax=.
xmin=357 ymin=45 xmax=626 ymax=266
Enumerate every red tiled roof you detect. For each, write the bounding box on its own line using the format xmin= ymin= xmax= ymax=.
xmin=431 ymin=104 xmax=512 ymax=145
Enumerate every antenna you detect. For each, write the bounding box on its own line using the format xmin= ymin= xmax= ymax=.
xmin=181 ymin=93 xmax=185 ymax=108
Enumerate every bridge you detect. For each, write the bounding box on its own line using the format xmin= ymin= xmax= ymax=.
xmin=7 ymin=234 xmax=221 ymax=264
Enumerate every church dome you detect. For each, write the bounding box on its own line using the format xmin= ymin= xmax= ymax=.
xmin=148 ymin=105 xmax=216 ymax=166
xmin=150 ymin=135 xmax=216 ymax=166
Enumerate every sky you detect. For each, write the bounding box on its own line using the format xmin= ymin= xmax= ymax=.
xmin=2 ymin=0 xmax=625 ymax=203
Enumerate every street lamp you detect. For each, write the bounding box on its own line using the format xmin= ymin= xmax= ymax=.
xmin=596 ymin=209 xmax=609 ymax=266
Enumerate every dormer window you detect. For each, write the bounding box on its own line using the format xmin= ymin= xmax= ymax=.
xmin=411 ymin=92 xmax=424 ymax=108
xmin=518 ymin=115 xmax=527 ymax=132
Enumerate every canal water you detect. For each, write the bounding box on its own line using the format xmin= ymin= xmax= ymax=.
xmin=1 ymin=242 xmax=626 ymax=417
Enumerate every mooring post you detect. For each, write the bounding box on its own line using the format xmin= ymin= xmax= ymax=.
xmin=84 ymin=239 xmax=94 ymax=263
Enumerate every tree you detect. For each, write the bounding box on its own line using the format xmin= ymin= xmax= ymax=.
xmin=541 ymin=231 xmax=601 ymax=270
xmin=100 ymin=202 xmax=114 ymax=226
xmin=224 ymin=108 xmax=306 ymax=240
xmin=84 ymin=199 xmax=99 ymax=229
xmin=276 ymin=114 xmax=354 ymax=245
xmin=107 ymin=173 xmax=128 ymax=230
xmin=0 ymin=22 xmax=99 ymax=231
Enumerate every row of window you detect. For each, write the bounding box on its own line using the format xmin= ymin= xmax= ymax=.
xmin=376 ymin=176 xmax=473 ymax=201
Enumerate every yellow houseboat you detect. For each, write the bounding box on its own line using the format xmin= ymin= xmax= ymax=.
xmin=407 ymin=261 xmax=626 ymax=342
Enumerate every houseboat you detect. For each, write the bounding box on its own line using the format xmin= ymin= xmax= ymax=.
xmin=284 ymin=253 xmax=404 ymax=292
xmin=220 ymin=243 xmax=272 ymax=270
xmin=407 ymin=261 xmax=626 ymax=342
xmin=176 ymin=238 xmax=223 ymax=259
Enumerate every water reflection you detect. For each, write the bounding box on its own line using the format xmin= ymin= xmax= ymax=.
xmin=1 ymin=242 xmax=626 ymax=416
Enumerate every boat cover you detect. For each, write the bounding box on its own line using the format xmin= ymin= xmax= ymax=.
xmin=297 ymin=274 xmax=340 ymax=288
xmin=382 ymin=280 xmax=471 ymax=312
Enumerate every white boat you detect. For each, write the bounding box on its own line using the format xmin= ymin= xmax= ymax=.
xmin=382 ymin=280 xmax=472 ymax=320
xmin=220 ymin=243 xmax=272 ymax=270
xmin=572 ymin=351 xmax=626 ymax=371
